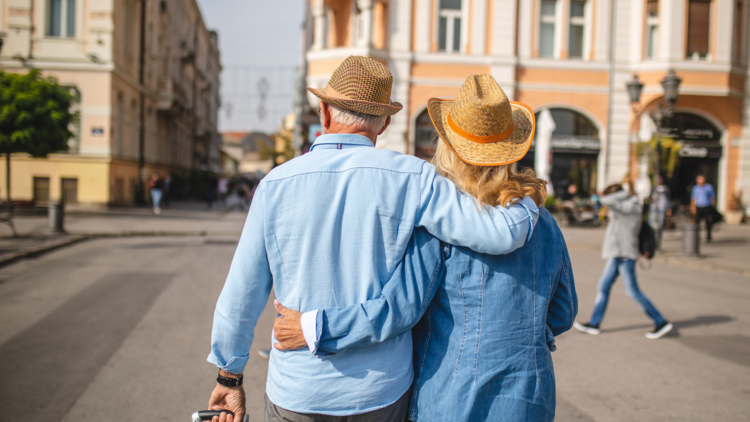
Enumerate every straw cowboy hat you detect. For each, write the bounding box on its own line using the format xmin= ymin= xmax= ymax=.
xmin=428 ymin=75 xmax=536 ymax=166
xmin=308 ymin=56 xmax=403 ymax=117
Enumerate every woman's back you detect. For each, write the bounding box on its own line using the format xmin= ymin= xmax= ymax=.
xmin=410 ymin=208 xmax=577 ymax=422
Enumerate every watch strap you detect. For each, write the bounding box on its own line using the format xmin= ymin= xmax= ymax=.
xmin=217 ymin=372 xmax=243 ymax=388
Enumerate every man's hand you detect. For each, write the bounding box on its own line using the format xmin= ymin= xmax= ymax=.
xmin=273 ymin=300 xmax=307 ymax=351
xmin=208 ymin=382 xmax=245 ymax=422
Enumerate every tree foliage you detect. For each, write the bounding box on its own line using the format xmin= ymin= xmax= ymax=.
xmin=636 ymin=134 xmax=683 ymax=179
xmin=0 ymin=69 xmax=76 ymax=156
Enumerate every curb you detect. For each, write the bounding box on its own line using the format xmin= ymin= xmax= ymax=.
xmin=566 ymin=242 xmax=750 ymax=279
xmin=0 ymin=231 xmax=240 ymax=269
xmin=0 ymin=236 xmax=90 ymax=269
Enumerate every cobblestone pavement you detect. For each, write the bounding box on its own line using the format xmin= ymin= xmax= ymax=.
xmin=0 ymin=207 xmax=747 ymax=421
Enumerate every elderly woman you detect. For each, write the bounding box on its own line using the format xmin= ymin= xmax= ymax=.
xmin=274 ymin=75 xmax=577 ymax=422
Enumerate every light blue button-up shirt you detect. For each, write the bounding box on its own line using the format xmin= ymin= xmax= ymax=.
xmin=208 ymin=133 xmax=538 ymax=416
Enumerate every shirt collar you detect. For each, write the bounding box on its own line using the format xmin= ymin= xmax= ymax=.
xmin=310 ymin=134 xmax=375 ymax=151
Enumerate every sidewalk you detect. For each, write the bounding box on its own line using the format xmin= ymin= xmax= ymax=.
xmin=561 ymin=222 xmax=750 ymax=278
xmin=0 ymin=201 xmax=248 ymax=267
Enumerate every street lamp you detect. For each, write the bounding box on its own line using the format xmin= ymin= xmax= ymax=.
xmin=626 ymin=70 xmax=682 ymax=132
xmin=626 ymin=75 xmax=644 ymax=113
xmin=661 ymin=70 xmax=682 ymax=107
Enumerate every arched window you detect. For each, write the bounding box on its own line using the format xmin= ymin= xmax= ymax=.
xmin=520 ymin=108 xmax=600 ymax=197
xmin=414 ymin=109 xmax=437 ymax=160
xmin=534 ymin=108 xmax=599 ymax=139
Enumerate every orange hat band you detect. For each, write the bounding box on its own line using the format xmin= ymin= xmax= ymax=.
xmin=447 ymin=114 xmax=514 ymax=144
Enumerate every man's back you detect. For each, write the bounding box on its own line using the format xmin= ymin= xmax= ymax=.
xmin=261 ymin=137 xmax=424 ymax=413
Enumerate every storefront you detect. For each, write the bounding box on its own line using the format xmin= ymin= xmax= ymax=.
xmin=518 ymin=108 xmax=601 ymax=198
xmin=662 ymin=112 xmax=723 ymax=206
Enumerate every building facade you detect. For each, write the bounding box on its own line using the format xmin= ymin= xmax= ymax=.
xmin=306 ymin=0 xmax=749 ymax=211
xmin=0 ymin=0 xmax=221 ymax=206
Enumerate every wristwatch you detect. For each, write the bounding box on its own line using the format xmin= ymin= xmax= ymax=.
xmin=217 ymin=372 xmax=243 ymax=388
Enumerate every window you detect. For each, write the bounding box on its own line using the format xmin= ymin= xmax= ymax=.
xmin=116 ymin=93 xmax=124 ymax=157
xmin=354 ymin=3 xmax=365 ymax=46
xmin=568 ymin=1 xmax=587 ymax=58
xmin=539 ymin=0 xmax=557 ymax=58
xmin=61 ymin=178 xmax=78 ymax=203
xmin=33 ymin=177 xmax=51 ymax=203
xmin=733 ymin=1 xmax=743 ymax=64
xmin=645 ymin=0 xmax=659 ymax=59
xmin=47 ymin=0 xmax=76 ymax=38
xmin=438 ymin=0 xmax=463 ymax=53
xmin=686 ymin=0 xmax=711 ymax=60
xmin=130 ymin=100 xmax=138 ymax=158
xmin=124 ymin=0 xmax=137 ymax=55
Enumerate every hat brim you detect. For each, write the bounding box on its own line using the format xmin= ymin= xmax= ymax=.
xmin=308 ymin=87 xmax=403 ymax=117
xmin=427 ymin=99 xmax=536 ymax=166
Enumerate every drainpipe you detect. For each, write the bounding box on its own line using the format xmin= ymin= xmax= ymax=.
xmin=138 ymin=0 xmax=148 ymax=205
xmin=191 ymin=21 xmax=199 ymax=172
xmin=604 ymin=0 xmax=617 ymax=188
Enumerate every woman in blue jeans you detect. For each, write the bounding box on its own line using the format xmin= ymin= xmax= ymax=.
xmin=574 ymin=183 xmax=672 ymax=339
xmin=274 ymin=76 xmax=577 ymax=421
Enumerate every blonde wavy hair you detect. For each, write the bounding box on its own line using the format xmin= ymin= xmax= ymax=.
xmin=433 ymin=140 xmax=547 ymax=208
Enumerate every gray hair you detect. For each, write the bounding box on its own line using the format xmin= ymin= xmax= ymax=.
xmin=322 ymin=104 xmax=388 ymax=134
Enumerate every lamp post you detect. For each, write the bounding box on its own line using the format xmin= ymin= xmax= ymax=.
xmin=626 ymin=70 xmax=696 ymax=255
xmin=626 ymin=70 xmax=682 ymax=175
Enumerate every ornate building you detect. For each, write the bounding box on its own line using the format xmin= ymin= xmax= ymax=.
xmin=0 ymin=0 xmax=221 ymax=205
xmin=305 ymin=0 xmax=749 ymax=211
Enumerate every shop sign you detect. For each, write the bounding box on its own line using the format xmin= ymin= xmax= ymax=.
xmin=91 ymin=127 xmax=105 ymax=136
xmin=678 ymin=142 xmax=722 ymax=159
xmin=679 ymin=144 xmax=708 ymax=158
xmin=550 ymin=137 xmax=600 ymax=151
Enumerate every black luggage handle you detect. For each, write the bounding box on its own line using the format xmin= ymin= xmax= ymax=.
xmin=192 ymin=410 xmax=249 ymax=422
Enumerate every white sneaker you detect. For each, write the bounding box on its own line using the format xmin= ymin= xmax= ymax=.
xmin=573 ymin=321 xmax=601 ymax=335
xmin=645 ymin=322 xmax=673 ymax=339
xmin=154 ymin=207 xmax=162 ymax=215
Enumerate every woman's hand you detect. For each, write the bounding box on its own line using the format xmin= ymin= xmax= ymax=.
xmin=273 ymin=300 xmax=307 ymax=351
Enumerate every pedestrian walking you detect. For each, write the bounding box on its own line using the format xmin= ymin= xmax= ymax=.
xmin=574 ymin=183 xmax=673 ymax=339
xmin=205 ymin=178 xmax=216 ymax=209
xmin=149 ymin=173 xmax=163 ymax=215
xmin=691 ymin=175 xmax=716 ymax=242
xmin=217 ymin=176 xmax=229 ymax=207
xmin=649 ymin=176 xmax=671 ymax=247
xmin=163 ymin=174 xmax=172 ymax=208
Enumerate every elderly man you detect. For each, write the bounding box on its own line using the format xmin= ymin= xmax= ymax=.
xmin=205 ymin=56 xmax=539 ymax=422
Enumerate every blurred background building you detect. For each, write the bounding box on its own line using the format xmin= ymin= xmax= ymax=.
xmin=0 ymin=0 xmax=222 ymax=206
xmin=305 ymin=0 xmax=749 ymax=212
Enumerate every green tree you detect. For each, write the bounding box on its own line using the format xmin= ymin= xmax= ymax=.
xmin=0 ymin=69 xmax=76 ymax=202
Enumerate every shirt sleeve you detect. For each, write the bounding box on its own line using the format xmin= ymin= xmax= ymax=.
xmin=306 ymin=228 xmax=446 ymax=357
xmin=415 ymin=162 xmax=539 ymax=255
xmin=207 ymin=185 xmax=273 ymax=374
xmin=601 ymin=190 xmax=639 ymax=215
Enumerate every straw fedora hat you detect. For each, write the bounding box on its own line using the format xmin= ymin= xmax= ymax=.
xmin=308 ymin=56 xmax=403 ymax=117
xmin=428 ymin=75 xmax=535 ymax=166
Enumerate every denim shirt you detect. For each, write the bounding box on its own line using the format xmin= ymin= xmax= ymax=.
xmin=312 ymin=209 xmax=577 ymax=421
xmin=207 ymin=134 xmax=539 ymax=416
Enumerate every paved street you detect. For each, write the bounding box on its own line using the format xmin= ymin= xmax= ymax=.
xmin=0 ymin=207 xmax=748 ymax=421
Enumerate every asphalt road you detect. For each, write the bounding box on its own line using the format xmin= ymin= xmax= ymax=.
xmin=0 ymin=231 xmax=747 ymax=421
